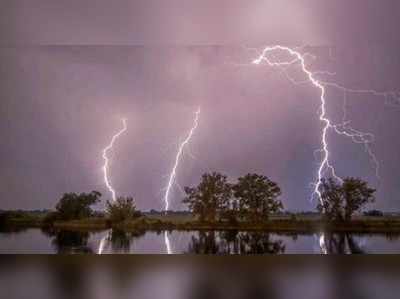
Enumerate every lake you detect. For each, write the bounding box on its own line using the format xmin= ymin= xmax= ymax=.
xmin=1 ymin=228 xmax=400 ymax=254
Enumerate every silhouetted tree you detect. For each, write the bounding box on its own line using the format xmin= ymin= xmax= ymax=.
xmin=343 ymin=178 xmax=376 ymax=221
xmin=183 ymin=172 xmax=232 ymax=222
xmin=317 ymin=178 xmax=343 ymax=220
xmin=106 ymin=197 xmax=141 ymax=223
xmin=55 ymin=191 xmax=102 ymax=221
xmin=233 ymin=174 xmax=283 ymax=221
xmin=317 ymin=178 xmax=375 ymax=221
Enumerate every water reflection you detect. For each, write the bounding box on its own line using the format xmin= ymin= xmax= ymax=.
xmin=1 ymin=228 xmax=400 ymax=254
xmin=42 ymin=228 xmax=94 ymax=254
xmin=187 ymin=231 xmax=285 ymax=254
xmin=98 ymin=229 xmax=146 ymax=254
xmin=322 ymin=233 xmax=365 ymax=254
xmin=165 ymin=231 xmax=173 ymax=254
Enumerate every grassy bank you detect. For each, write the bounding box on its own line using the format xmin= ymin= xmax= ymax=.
xmin=0 ymin=211 xmax=46 ymax=230
xmin=2 ymin=211 xmax=400 ymax=233
xmin=52 ymin=218 xmax=109 ymax=231
xmin=49 ymin=218 xmax=400 ymax=234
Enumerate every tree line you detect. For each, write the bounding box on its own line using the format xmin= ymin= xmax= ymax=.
xmin=44 ymin=192 xmax=141 ymax=225
xmin=39 ymin=228 xmax=373 ymax=254
xmin=182 ymin=172 xmax=375 ymax=223
xmin=44 ymin=172 xmax=376 ymax=224
xmin=183 ymin=173 xmax=283 ymax=223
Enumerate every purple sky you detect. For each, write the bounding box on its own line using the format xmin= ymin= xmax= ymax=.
xmin=1 ymin=1 xmax=400 ymax=211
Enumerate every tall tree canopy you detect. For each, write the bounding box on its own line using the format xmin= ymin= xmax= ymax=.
xmin=233 ymin=174 xmax=283 ymax=221
xmin=106 ymin=197 xmax=141 ymax=223
xmin=183 ymin=172 xmax=232 ymax=222
xmin=55 ymin=191 xmax=101 ymax=221
xmin=317 ymin=178 xmax=376 ymax=221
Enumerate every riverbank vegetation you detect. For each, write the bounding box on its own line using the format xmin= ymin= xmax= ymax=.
xmin=1 ymin=172 xmax=399 ymax=233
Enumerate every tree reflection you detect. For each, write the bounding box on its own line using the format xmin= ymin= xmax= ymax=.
xmin=188 ymin=231 xmax=220 ymax=254
xmin=99 ymin=229 xmax=146 ymax=253
xmin=323 ymin=233 xmax=365 ymax=254
xmin=237 ymin=232 xmax=285 ymax=254
xmin=187 ymin=231 xmax=285 ymax=254
xmin=42 ymin=228 xmax=93 ymax=254
xmin=109 ymin=229 xmax=145 ymax=253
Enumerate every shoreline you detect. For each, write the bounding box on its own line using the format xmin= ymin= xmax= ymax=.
xmin=3 ymin=216 xmax=400 ymax=234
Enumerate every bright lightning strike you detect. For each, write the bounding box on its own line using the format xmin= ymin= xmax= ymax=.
xmin=253 ymin=46 xmax=340 ymax=207
xmin=163 ymin=108 xmax=201 ymax=211
xmin=102 ymin=118 xmax=128 ymax=202
xmin=252 ymin=45 xmax=397 ymax=255
xmin=252 ymin=45 xmax=391 ymax=208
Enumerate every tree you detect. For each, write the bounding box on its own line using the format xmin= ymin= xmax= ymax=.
xmin=183 ymin=172 xmax=232 ymax=222
xmin=55 ymin=191 xmax=101 ymax=221
xmin=106 ymin=197 xmax=141 ymax=223
xmin=343 ymin=178 xmax=376 ymax=221
xmin=317 ymin=178 xmax=376 ymax=221
xmin=232 ymin=174 xmax=283 ymax=221
xmin=317 ymin=178 xmax=343 ymax=221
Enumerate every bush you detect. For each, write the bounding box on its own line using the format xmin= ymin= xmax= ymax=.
xmin=43 ymin=211 xmax=60 ymax=226
xmin=55 ymin=191 xmax=102 ymax=221
xmin=106 ymin=197 xmax=141 ymax=223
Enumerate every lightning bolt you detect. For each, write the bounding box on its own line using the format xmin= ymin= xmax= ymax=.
xmin=102 ymin=118 xmax=128 ymax=202
xmin=252 ymin=45 xmax=394 ymax=207
xmin=163 ymin=108 xmax=201 ymax=211
xmin=253 ymin=46 xmax=339 ymax=206
xmin=252 ymin=45 xmax=398 ymax=254
xmin=162 ymin=108 xmax=200 ymax=254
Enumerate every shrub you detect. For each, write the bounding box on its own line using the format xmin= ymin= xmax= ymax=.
xmin=55 ymin=191 xmax=102 ymax=221
xmin=106 ymin=197 xmax=141 ymax=223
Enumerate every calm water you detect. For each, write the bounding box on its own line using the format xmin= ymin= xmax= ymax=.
xmin=1 ymin=228 xmax=400 ymax=254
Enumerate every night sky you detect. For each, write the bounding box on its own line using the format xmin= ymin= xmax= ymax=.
xmin=1 ymin=1 xmax=400 ymax=211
